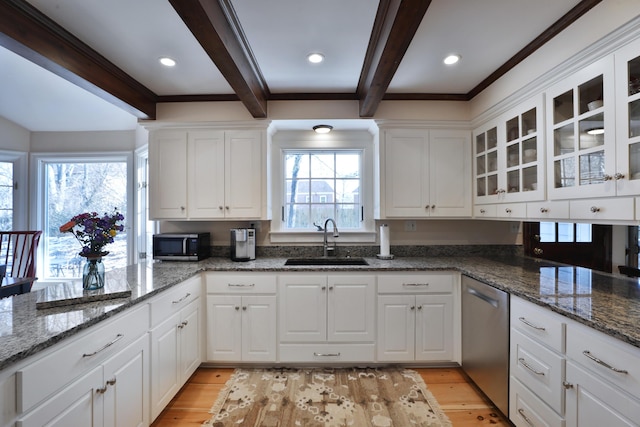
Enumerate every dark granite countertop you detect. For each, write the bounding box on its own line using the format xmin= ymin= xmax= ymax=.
xmin=1 ymin=255 xmax=639 ymax=371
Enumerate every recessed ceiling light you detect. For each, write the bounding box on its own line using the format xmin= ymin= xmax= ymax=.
xmin=443 ymin=54 xmax=461 ymax=65
xmin=313 ymin=124 xmax=333 ymax=134
xmin=307 ymin=53 xmax=324 ymax=64
xmin=159 ymin=57 xmax=176 ymax=67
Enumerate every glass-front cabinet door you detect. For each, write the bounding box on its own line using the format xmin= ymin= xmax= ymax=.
xmin=546 ymin=56 xmax=616 ymax=200
xmin=473 ymin=123 xmax=499 ymax=203
xmin=615 ymin=37 xmax=640 ymax=196
xmin=473 ymin=95 xmax=544 ymax=205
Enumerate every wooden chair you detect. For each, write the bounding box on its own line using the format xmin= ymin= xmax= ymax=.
xmin=0 ymin=231 xmax=42 ymax=298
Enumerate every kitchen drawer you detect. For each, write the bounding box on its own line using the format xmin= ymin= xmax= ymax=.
xmin=496 ymin=202 xmax=527 ymax=219
xmin=149 ymin=275 xmax=201 ymax=327
xmin=510 ymin=377 xmax=566 ymax=427
xmin=511 ymin=329 xmax=565 ymax=415
xmin=16 ymin=303 xmax=149 ymax=414
xmin=474 ymin=204 xmax=497 ymax=218
xmin=526 ymin=200 xmax=570 ymax=220
xmin=566 ymin=321 xmax=640 ymax=398
xmin=511 ymin=296 xmax=565 ymax=353
xmin=377 ymin=273 xmax=454 ymax=294
xmin=279 ymin=343 xmax=375 ymax=363
xmin=569 ymin=197 xmax=635 ymax=221
xmin=206 ymin=272 xmax=276 ymax=294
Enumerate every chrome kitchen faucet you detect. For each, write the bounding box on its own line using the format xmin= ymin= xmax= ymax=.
xmin=323 ymin=218 xmax=339 ymax=257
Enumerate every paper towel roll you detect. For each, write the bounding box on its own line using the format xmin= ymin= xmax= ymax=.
xmin=380 ymin=224 xmax=390 ymax=256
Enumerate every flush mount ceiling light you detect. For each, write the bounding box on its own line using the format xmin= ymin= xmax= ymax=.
xmin=443 ymin=54 xmax=461 ymax=65
xmin=307 ymin=53 xmax=324 ymax=64
xmin=159 ymin=57 xmax=176 ymax=67
xmin=313 ymin=124 xmax=333 ymax=134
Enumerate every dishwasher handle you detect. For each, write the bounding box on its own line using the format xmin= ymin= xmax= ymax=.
xmin=466 ymin=286 xmax=500 ymax=308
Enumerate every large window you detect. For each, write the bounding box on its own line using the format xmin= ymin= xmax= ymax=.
xmin=270 ymin=131 xmax=375 ymax=242
xmin=0 ymin=161 xmax=14 ymax=230
xmin=284 ymin=150 xmax=362 ymax=230
xmin=34 ymin=154 xmax=133 ymax=279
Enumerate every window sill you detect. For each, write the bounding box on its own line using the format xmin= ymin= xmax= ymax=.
xmin=269 ymin=230 xmax=377 ymax=244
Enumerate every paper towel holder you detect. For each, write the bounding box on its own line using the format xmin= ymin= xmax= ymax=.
xmin=377 ymin=223 xmax=394 ymax=260
xmin=376 ymin=254 xmax=394 ymax=260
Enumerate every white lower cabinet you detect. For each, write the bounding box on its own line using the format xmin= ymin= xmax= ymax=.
xmin=205 ymin=272 xmax=277 ymax=363
xmin=377 ymin=273 xmax=456 ymax=363
xmin=206 ymin=295 xmax=276 ymax=362
xmin=510 ymin=296 xmax=566 ymax=426
xmin=564 ymin=322 xmax=640 ymax=427
xmin=278 ymin=273 xmax=376 ymax=362
xmin=149 ymin=276 xmax=202 ymax=421
xmin=15 ymin=305 xmax=150 ymax=427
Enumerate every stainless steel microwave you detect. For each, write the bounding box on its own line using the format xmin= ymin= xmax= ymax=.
xmin=152 ymin=233 xmax=210 ymax=261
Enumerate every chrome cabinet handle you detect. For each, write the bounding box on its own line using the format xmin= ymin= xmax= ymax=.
xmin=313 ymin=352 xmax=340 ymax=357
xmin=505 ymin=208 xmax=512 ymax=213
xmin=533 ymin=248 xmax=543 ymax=255
xmin=403 ymin=283 xmax=429 ymax=287
xmin=582 ymin=350 xmax=628 ymax=374
xmin=228 ymin=283 xmax=255 ymax=287
xmin=518 ymin=357 xmax=545 ymax=376
xmin=466 ymin=287 xmax=499 ymax=308
xmin=410 ymin=305 xmax=415 ymax=310
xmin=517 ymin=408 xmax=534 ymax=426
xmin=96 ymin=385 xmax=108 ymax=394
xmin=479 ymin=209 xmax=486 ymax=214
xmin=590 ymin=206 xmax=600 ymax=213
xmin=82 ymin=333 xmax=124 ymax=357
xmin=235 ymin=306 xmax=240 ymax=310
xmin=518 ymin=317 xmax=546 ymax=331
xmin=178 ymin=320 xmax=189 ymax=329
xmin=219 ymin=206 xmax=223 ymax=210
xmin=615 ymin=172 xmax=625 ymax=180
xmin=603 ymin=174 xmax=613 ymax=181
xmin=563 ymin=381 xmax=574 ymax=389
xmin=106 ymin=378 xmax=116 ymax=387
xmin=172 ymin=293 xmax=191 ymax=304
xmin=540 ymin=207 xmax=548 ymax=213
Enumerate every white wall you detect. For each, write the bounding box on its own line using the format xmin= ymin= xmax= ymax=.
xmin=0 ymin=116 xmax=30 ymax=151
xmin=30 ymin=130 xmax=136 ymax=152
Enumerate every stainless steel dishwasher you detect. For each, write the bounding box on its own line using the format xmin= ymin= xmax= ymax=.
xmin=461 ymin=275 xmax=509 ymax=416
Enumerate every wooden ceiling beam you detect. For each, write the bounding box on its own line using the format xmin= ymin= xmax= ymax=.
xmin=0 ymin=0 xmax=157 ymax=119
xmin=169 ymin=0 xmax=269 ymax=118
xmin=357 ymin=0 xmax=432 ymax=117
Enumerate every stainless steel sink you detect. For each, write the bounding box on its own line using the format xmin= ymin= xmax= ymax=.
xmin=284 ymin=257 xmax=369 ymax=266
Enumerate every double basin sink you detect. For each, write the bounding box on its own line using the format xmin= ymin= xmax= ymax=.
xmin=285 ymin=257 xmax=369 ymax=266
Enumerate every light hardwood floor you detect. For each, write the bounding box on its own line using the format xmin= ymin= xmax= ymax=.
xmin=151 ymin=367 xmax=512 ymax=426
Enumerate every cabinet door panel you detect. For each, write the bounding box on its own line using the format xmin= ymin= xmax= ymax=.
xmin=150 ymin=131 xmax=187 ymax=219
xmin=327 ymin=275 xmax=375 ymax=342
xmin=430 ymin=130 xmax=471 ymax=217
xmin=566 ymin=361 xmax=640 ymax=427
xmin=188 ymin=131 xmax=225 ymax=218
xmin=179 ymin=300 xmax=201 ymax=381
xmin=242 ymin=296 xmax=277 ymax=362
xmin=384 ymin=130 xmax=429 ymax=217
xmin=415 ymin=294 xmax=454 ymax=361
xmin=377 ymin=295 xmax=415 ymax=361
xmin=103 ymin=334 xmax=149 ymax=427
xmin=279 ymin=275 xmax=327 ymax=342
xmin=206 ymin=295 xmax=242 ymax=360
xmin=226 ymin=130 xmax=262 ymax=218
xmin=17 ymin=366 xmax=103 ymax=427
xmin=150 ymin=313 xmax=180 ymax=420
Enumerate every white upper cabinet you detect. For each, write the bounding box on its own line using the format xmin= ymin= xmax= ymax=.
xmin=546 ymin=56 xmax=616 ymax=200
xmin=149 ymin=127 xmax=266 ymax=220
xmin=380 ymin=128 xmax=471 ymax=218
xmin=614 ymin=37 xmax=640 ymax=197
xmin=474 ymin=95 xmax=545 ymax=205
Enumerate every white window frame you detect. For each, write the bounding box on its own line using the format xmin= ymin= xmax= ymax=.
xmin=270 ymin=130 xmax=376 ymax=244
xmin=0 ymin=150 xmax=28 ymax=230
xmin=30 ymin=152 xmax=135 ymax=280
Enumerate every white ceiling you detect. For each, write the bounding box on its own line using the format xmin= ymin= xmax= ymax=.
xmin=0 ymin=0 xmax=583 ymax=132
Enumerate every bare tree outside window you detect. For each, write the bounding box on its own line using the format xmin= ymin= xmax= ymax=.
xmin=45 ymin=162 xmax=127 ymax=278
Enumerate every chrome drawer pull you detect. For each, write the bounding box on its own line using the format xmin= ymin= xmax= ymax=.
xmin=228 ymin=283 xmax=255 ymax=287
xmin=403 ymin=283 xmax=429 ymax=287
xmin=313 ymin=352 xmax=341 ymax=357
xmin=518 ymin=358 xmax=545 ymax=376
xmin=172 ymin=293 xmax=191 ymax=304
xmin=518 ymin=317 xmax=546 ymax=331
xmin=82 ymin=333 xmax=124 ymax=358
xmin=582 ymin=351 xmax=628 ymax=374
xmin=517 ymin=408 xmax=534 ymax=426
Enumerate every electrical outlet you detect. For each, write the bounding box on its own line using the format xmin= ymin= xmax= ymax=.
xmin=510 ymin=222 xmax=520 ymax=234
xmin=404 ymin=220 xmax=417 ymax=232
xmin=249 ymin=221 xmax=261 ymax=232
